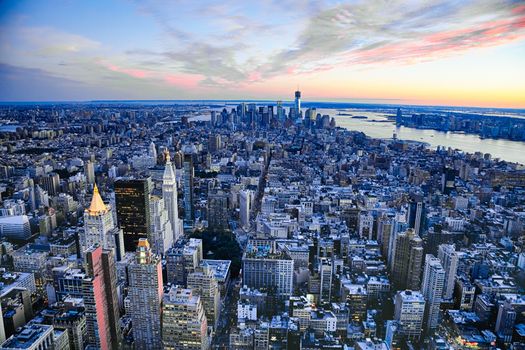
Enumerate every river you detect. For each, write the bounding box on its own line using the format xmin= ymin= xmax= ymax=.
xmin=324 ymin=109 xmax=525 ymax=165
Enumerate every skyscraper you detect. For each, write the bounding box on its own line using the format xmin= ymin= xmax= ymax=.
xmin=391 ymin=229 xmax=424 ymax=290
xmin=421 ymin=254 xmax=445 ymax=332
xmin=207 ymin=190 xmax=229 ymax=230
xmin=187 ymin=265 xmax=220 ymax=329
xmin=162 ymin=286 xmax=209 ymax=350
xmin=128 ymin=239 xmax=163 ymax=349
xmin=495 ymin=300 xmax=516 ymax=343
xmin=39 ymin=172 xmax=60 ymax=196
xmin=83 ymin=245 xmax=122 ymax=350
xmin=83 ymin=184 xmax=123 ymax=259
xmin=239 ymin=189 xmax=251 ymax=230
xmin=408 ymin=200 xmax=425 ymax=236
xmin=114 ymin=178 xmax=152 ymax=252
xmin=378 ymin=213 xmax=395 ymax=258
xmin=149 ymin=141 xmax=157 ymax=165
xmin=149 ymin=195 xmax=174 ymax=256
xmin=162 ymin=150 xmax=180 ymax=242
xmin=394 ymin=290 xmax=426 ymax=341
xmin=0 ymin=303 xmax=5 ymax=343
xmin=84 ymin=160 xmax=95 ymax=184
xmin=183 ymin=153 xmax=195 ymax=226
xmin=319 ymin=258 xmax=332 ymax=303
xmin=437 ymin=244 xmax=459 ymax=300
xmin=294 ymin=90 xmax=301 ymax=118
xmin=441 ymin=167 xmax=457 ymax=195
xmin=208 ymin=134 xmax=221 ymax=153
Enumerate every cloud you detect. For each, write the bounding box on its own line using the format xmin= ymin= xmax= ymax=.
xmin=1 ymin=0 xmax=524 ymax=101
xmin=100 ymin=61 xmax=150 ymax=79
xmin=163 ymin=43 xmax=248 ymax=83
xmin=0 ymin=63 xmax=98 ymax=101
xmin=257 ymin=0 xmax=525 ymax=77
xmin=347 ymin=11 xmax=525 ymax=65
xmin=128 ymin=0 xmax=525 ymax=86
xmin=17 ymin=26 xmax=101 ymax=56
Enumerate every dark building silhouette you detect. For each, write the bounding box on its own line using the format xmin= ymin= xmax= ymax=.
xmin=114 ymin=178 xmax=151 ymax=251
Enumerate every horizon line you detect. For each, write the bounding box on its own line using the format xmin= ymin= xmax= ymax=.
xmin=0 ymin=98 xmax=524 ymax=111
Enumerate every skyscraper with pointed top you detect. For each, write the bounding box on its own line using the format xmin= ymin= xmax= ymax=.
xmin=83 ymin=184 xmax=123 ymax=259
xmin=163 ymin=150 xmax=180 ymax=243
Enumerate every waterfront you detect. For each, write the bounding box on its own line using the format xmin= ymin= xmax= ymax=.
xmin=328 ymin=109 xmax=525 ymax=165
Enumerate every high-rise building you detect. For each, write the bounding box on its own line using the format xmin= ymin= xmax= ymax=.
xmin=454 ymin=276 xmax=475 ymax=310
xmin=128 ymin=239 xmax=163 ymax=349
xmin=149 ymin=195 xmax=174 ymax=256
xmin=0 ymin=215 xmax=31 ymax=240
xmin=183 ymin=153 xmax=195 ymax=225
xmin=378 ymin=213 xmax=395 ymax=258
xmin=39 ymin=173 xmax=60 ymax=196
xmin=391 ymin=229 xmax=424 ymax=290
xmin=207 ymin=190 xmax=229 ymax=230
xmin=394 ymin=290 xmax=426 ymax=341
xmin=149 ymin=141 xmax=157 ymax=165
xmin=166 ymin=238 xmax=203 ymax=285
xmin=239 ymin=190 xmax=251 ymax=230
xmin=358 ymin=212 xmax=374 ymax=240
xmin=408 ymin=201 xmax=425 ymax=236
xmin=0 ymin=303 xmax=4 ymax=343
xmin=396 ymin=107 xmax=403 ymax=124
xmin=495 ymin=300 xmax=516 ymax=343
xmin=83 ymin=184 xmax=123 ymax=259
xmin=162 ymin=286 xmax=209 ymax=350
xmin=208 ymin=134 xmax=221 ymax=153
xmin=437 ymin=244 xmax=458 ymax=300
xmin=319 ymin=258 xmax=332 ymax=303
xmin=421 ymin=254 xmax=445 ymax=332
xmin=187 ymin=265 xmax=220 ymax=329
xmin=441 ymin=167 xmax=457 ymax=195
xmin=344 ymin=284 xmax=367 ymax=322
xmin=242 ymin=245 xmax=294 ymax=300
xmin=84 ymin=160 xmax=95 ymax=184
xmin=294 ymin=90 xmax=301 ymax=118
xmin=114 ymin=178 xmax=152 ymax=252
xmin=162 ymin=150 xmax=180 ymax=242
xmin=83 ymin=245 xmax=122 ymax=350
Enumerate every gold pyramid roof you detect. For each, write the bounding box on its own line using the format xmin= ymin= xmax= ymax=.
xmin=87 ymin=183 xmax=108 ymax=215
xmin=137 ymin=238 xmax=150 ymax=248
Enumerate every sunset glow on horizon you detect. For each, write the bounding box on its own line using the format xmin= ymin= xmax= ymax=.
xmin=1 ymin=0 xmax=525 ymax=108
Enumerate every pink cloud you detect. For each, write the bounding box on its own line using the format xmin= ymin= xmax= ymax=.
xmin=512 ymin=4 xmax=525 ymax=15
xmin=247 ymin=71 xmax=262 ymax=82
xmin=164 ymin=74 xmax=203 ymax=88
xmin=348 ymin=13 xmax=525 ymax=65
xmin=103 ymin=62 xmax=149 ymax=79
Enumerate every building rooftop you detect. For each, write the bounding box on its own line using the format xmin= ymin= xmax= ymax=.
xmin=0 ymin=324 xmax=52 ymax=349
xmin=200 ymin=259 xmax=231 ymax=282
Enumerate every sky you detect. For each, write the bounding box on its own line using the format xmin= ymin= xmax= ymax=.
xmin=0 ymin=0 xmax=524 ymax=108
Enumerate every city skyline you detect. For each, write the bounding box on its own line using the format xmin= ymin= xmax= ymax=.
xmin=1 ymin=0 xmax=525 ymax=108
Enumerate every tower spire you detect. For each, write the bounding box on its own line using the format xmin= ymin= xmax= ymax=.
xmin=87 ymin=183 xmax=108 ymax=215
